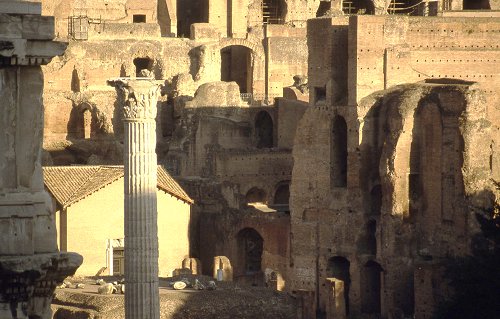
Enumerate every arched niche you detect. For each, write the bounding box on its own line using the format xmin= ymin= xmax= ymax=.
xmin=273 ymin=182 xmax=290 ymax=213
xmin=255 ymin=111 xmax=274 ymax=148
xmin=246 ymin=187 xmax=267 ymax=205
xmin=133 ymin=57 xmax=153 ymax=77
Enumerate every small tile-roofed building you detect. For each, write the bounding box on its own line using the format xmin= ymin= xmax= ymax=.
xmin=43 ymin=165 xmax=193 ymax=277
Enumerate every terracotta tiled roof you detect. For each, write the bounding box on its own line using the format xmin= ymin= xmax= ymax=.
xmin=43 ymin=165 xmax=193 ymax=208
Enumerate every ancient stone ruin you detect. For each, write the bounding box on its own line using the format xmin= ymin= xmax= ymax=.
xmin=1 ymin=0 xmax=498 ymax=318
xmin=0 ymin=1 xmax=82 ymax=318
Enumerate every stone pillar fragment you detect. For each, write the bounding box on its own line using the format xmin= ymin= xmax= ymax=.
xmin=0 ymin=2 xmax=82 ymax=318
xmin=326 ymin=278 xmax=346 ymax=319
xmin=213 ymin=256 xmax=233 ymax=281
xmin=182 ymin=257 xmax=202 ymax=275
xmin=110 ymin=78 xmax=161 ymax=319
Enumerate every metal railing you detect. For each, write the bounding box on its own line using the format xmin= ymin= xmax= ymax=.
xmin=239 ymin=93 xmax=283 ymax=106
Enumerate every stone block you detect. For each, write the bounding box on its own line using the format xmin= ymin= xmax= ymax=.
xmin=190 ymin=23 xmax=222 ymax=40
xmin=0 ymin=14 xmax=22 ymax=39
xmin=22 ymin=15 xmax=54 ymax=40
xmin=33 ymin=214 xmax=57 ymax=253
xmin=25 ymin=40 xmax=67 ymax=58
xmin=0 ymin=217 xmax=33 ymax=255
xmin=0 ymin=1 xmax=42 ymax=15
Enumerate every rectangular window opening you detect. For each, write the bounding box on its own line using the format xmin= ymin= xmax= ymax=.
xmin=314 ymin=86 xmax=327 ymax=105
xmin=133 ymin=15 xmax=146 ymax=23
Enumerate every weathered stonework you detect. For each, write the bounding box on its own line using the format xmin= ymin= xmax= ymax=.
xmin=26 ymin=1 xmax=500 ymax=317
xmin=0 ymin=1 xmax=81 ymax=318
xmin=109 ymin=78 xmax=162 ymax=319
xmin=289 ymin=14 xmax=500 ymax=319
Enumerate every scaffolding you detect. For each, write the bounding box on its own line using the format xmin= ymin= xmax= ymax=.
xmin=387 ymin=0 xmax=422 ymax=15
xmin=342 ymin=1 xmax=356 ymax=14
xmin=262 ymin=0 xmax=283 ymax=25
xmin=68 ymin=10 xmax=103 ymax=40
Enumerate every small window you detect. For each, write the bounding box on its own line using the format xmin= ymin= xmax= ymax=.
xmin=314 ymin=86 xmax=326 ymax=105
xmin=133 ymin=15 xmax=146 ymax=23
xmin=133 ymin=57 xmax=153 ymax=77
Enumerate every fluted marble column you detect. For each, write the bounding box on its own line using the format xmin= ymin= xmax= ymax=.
xmin=111 ymin=78 xmax=161 ymax=319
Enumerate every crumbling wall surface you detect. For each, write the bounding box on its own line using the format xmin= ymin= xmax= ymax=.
xmin=266 ymin=26 xmax=309 ymax=98
xmin=307 ymin=17 xmax=349 ymax=106
xmin=348 ymin=15 xmax=500 ymax=105
xmin=289 ymin=82 xmax=497 ymax=317
xmin=41 ymin=0 xmax=158 ymax=37
xmin=42 ymin=37 xmax=194 ymax=164
xmin=276 ymin=98 xmax=308 ymax=149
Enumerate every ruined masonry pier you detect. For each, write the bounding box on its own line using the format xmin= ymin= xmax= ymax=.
xmin=111 ymin=78 xmax=161 ymax=319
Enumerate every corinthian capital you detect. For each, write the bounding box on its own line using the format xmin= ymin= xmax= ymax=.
xmin=108 ymin=78 xmax=162 ymax=120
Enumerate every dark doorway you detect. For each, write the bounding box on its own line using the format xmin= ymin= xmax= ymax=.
xmin=221 ymin=45 xmax=253 ymax=93
xmin=361 ymin=261 xmax=383 ymax=315
xmin=255 ymin=111 xmax=273 ymax=148
xmin=273 ymin=182 xmax=290 ymax=213
xmin=176 ymin=0 xmax=207 ymax=37
xmin=274 ymin=183 xmax=290 ymax=205
xmin=237 ymin=228 xmax=264 ymax=274
xmin=328 ymin=256 xmax=351 ymax=316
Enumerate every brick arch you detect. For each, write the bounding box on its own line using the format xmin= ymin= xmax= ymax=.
xmin=218 ymin=38 xmax=265 ymax=59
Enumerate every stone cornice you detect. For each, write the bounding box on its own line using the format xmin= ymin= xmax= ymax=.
xmin=0 ymin=12 xmax=66 ymax=66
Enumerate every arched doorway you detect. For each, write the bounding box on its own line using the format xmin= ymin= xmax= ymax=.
xmin=361 ymin=261 xmax=383 ymax=315
xmin=221 ymin=45 xmax=253 ymax=93
xmin=255 ymin=111 xmax=273 ymax=148
xmin=237 ymin=228 xmax=264 ymax=275
xmin=70 ymin=103 xmax=92 ymax=140
xmin=328 ymin=256 xmax=351 ymax=316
